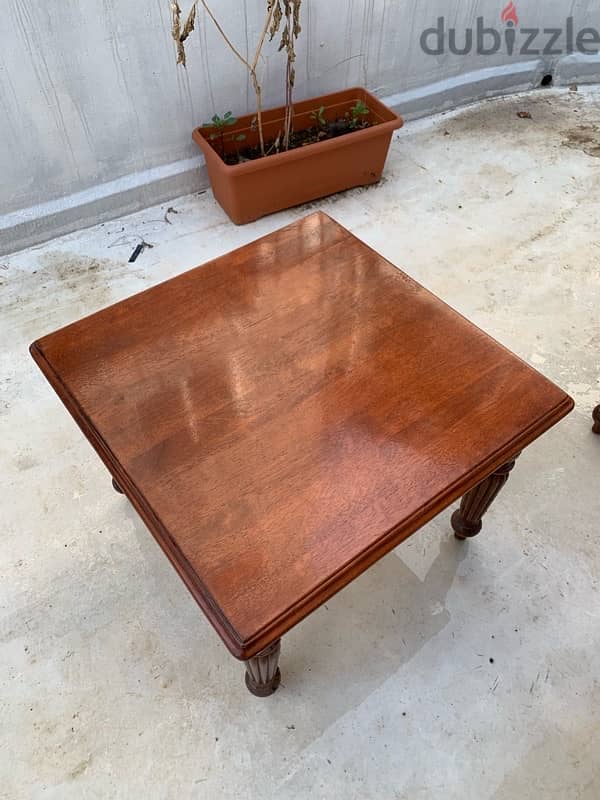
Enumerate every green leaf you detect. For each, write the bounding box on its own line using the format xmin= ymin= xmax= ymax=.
xmin=351 ymin=99 xmax=369 ymax=118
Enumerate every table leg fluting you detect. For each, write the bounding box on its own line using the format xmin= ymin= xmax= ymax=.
xmin=244 ymin=639 xmax=281 ymax=697
xmin=451 ymin=455 xmax=519 ymax=540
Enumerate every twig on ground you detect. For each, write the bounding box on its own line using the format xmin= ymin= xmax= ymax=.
xmin=164 ymin=206 xmax=179 ymax=224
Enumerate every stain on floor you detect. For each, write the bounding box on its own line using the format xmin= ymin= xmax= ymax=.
xmin=561 ymin=124 xmax=600 ymax=157
xmin=2 ymin=251 xmax=144 ymax=343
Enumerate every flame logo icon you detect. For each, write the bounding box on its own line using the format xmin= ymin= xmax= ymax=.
xmin=501 ymin=1 xmax=519 ymax=26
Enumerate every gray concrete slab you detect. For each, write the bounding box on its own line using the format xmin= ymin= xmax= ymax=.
xmin=1 ymin=87 xmax=599 ymax=800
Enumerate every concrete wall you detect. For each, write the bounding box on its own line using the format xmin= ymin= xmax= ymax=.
xmin=1 ymin=0 xmax=599 ymax=254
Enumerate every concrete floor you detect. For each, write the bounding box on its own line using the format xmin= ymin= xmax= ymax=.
xmin=2 ymin=87 xmax=600 ymax=799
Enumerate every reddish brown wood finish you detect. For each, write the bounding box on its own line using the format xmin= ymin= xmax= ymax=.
xmin=30 ymin=212 xmax=573 ymax=661
xmin=451 ymin=455 xmax=519 ymax=539
xmin=593 ymin=404 xmax=600 ymax=434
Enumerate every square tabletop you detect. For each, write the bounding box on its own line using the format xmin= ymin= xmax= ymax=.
xmin=31 ymin=212 xmax=573 ymax=659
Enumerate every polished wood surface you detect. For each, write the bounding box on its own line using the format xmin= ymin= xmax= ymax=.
xmin=30 ymin=212 xmax=573 ymax=659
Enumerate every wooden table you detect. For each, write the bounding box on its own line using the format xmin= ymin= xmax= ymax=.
xmin=30 ymin=212 xmax=573 ymax=697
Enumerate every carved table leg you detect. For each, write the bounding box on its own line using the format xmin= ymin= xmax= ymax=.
xmin=244 ymin=639 xmax=281 ymax=697
xmin=451 ymin=455 xmax=519 ymax=540
xmin=593 ymin=405 xmax=600 ymax=435
xmin=111 ymin=477 xmax=124 ymax=494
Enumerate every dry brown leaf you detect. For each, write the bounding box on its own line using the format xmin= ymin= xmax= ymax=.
xmin=171 ymin=1 xmax=197 ymax=67
xmin=181 ymin=2 xmax=197 ymax=41
xmin=170 ymin=1 xmax=186 ymax=65
xmin=171 ymin=1 xmax=182 ymax=42
xmin=269 ymin=0 xmax=283 ymax=40
xmin=292 ymin=0 xmax=302 ymax=37
xmin=279 ymin=25 xmax=289 ymax=51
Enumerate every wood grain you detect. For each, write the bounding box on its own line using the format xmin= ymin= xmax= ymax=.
xmin=30 ymin=212 xmax=574 ymax=659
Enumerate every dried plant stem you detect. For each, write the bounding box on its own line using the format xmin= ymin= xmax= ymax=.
xmin=171 ymin=1 xmax=302 ymax=159
xmin=274 ymin=0 xmax=301 ymax=151
xmin=196 ymin=0 xmax=276 ymax=156
xmin=250 ymin=74 xmax=265 ymax=156
xmin=283 ymin=54 xmax=294 ymax=148
xmin=283 ymin=4 xmax=293 ymax=149
xmin=197 ymin=0 xmax=249 ymax=68
xmin=249 ymin=3 xmax=276 ymax=156
xmin=252 ymin=5 xmax=277 ymax=71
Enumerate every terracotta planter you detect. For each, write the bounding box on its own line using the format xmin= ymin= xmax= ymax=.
xmin=192 ymin=87 xmax=403 ymax=224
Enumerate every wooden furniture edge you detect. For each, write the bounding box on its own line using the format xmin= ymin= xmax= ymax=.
xmin=29 ymin=215 xmax=575 ymax=660
xmin=30 ymin=214 xmax=344 ymax=351
xmin=238 ymin=393 xmax=574 ymax=656
xmin=30 ymin=334 xmax=574 ymax=661
xmin=29 ymin=340 xmax=248 ymax=659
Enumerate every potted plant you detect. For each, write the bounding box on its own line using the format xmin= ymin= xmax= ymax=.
xmin=171 ymin=1 xmax=403 ymax=224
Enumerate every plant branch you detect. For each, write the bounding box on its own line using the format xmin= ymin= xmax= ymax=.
xmin=251 ymin=3 xmax=277 ymax=70
xmin=197 ymin=0 xmax=252 ymax=69
xmin=171 ymin=0 xmax=302 ymax=160
xmin=197 ymin=0 xmax=275 ymax=156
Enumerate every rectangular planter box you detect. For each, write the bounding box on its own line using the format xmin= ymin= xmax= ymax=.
xmin=192 ymin=87 xmax=403 ymax=224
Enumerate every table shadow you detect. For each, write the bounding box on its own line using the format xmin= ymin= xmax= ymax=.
xmin=283 ymin=522 xmax=467 ymax=723
xmin=125 ymin=501 xmax=466 ymax=735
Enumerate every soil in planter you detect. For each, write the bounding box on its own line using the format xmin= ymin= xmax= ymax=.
xmin=218 ymin=117 xmax=376 ymax=166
